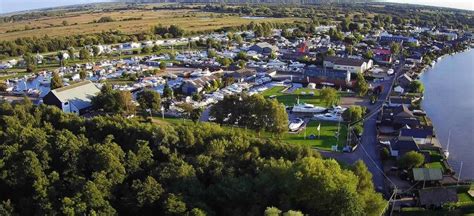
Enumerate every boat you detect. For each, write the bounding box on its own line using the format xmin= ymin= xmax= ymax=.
xmin=39 ymin=77 xmax=51 ymax=86
xmin=292 ymin=103 xmax=326 ymax=113
xmin=289 ymin=118 xmax=304 ymax=132
xmin=443 ymin=130 xmax=451 ymax=159
xmin=314 ymin=112 xmax=343 ymax=122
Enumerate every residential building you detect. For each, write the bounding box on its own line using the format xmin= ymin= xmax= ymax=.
xmin=181 ymin=75 xmax=219 ymax=95
xmin=323 ymin=56 xmax=372 ymax=73
xmin=42 ymin=81 xmax=100 ymax=115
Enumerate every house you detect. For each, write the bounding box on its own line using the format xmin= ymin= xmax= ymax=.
xmin=248 ymin=42 xmax=278 ymax=55
xmin=373 ymin=49 xmax=393 ymax=64
xmin=397 ymin=74 xmax=413 ymax=88
xmin=406 ymin=53 xmax=423 ymax=63
xmin=181 ymin=75 xmax=219 ymax=95
xmin=378 ymin=105 xmax=421 ymax=132
xmin=389 ymin=137 xmax=420 ymax=157
xmin=380 ymin=34 xmax=419 ymax=45
xmin=42 ymin=81 xmax=100 ymax=115
xmin=389 ymin=96 xmax=412 ymax=107
xmin=394 ymin=85 xmax=405 ymax=94
xmin=419 ymin=188 xmax=458 ymax=208
xmin=323 ymin=56 xmax=372 ymax=73
xmin=224 ymin=69 xmax=257 ymax=83
xmin=304 ymin=66 xmax=351 ymax=88
xmin=399 ymin=128 xmax=434 ymax=145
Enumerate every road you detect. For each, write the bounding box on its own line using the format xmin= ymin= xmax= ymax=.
xmin=320 ymin=62 xmax=405 ymax=193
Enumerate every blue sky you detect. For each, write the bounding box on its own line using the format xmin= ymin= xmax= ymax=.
xmin=1 ymin=0 xmax=473 ymax=14
xmin=387 ymin=0 xmax=473 ymax=10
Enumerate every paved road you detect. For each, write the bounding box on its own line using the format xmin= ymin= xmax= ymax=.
xmin=319 ymin=63 xmax=405 ymax=192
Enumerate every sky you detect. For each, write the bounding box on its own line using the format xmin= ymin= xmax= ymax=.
xmin=0 ymin=0 xmax=473 ymax=14
xmin=387 ymin=0 xmax=474 ymax=11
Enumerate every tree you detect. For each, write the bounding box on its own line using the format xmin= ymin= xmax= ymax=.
xmin=326 ymin=49 xmax=336 ymax=56
xmin=51 ymin=72 xmax=63 ymax=89
xmin=207 ymin=49 xmax=217 ymax=58
xmin=23 ymin=53 xmax=36 ymax=72
xmin=342 ymin=105 xmax=366 ymax=122
xmin=141 ymin=46 xmax=151 ymax=54
xmin=265 ymin=207 xmax=282 ymax=216
xmin=117 ymin=91 xmax=136 ymax=116
xmin=390 ymin=42 xmax=401 ymax=55
xmin=190 ymin=108 xmax=203 ymax=123
xmin=353 ymin=73 xmax=369 ymax=96
xmin=57 ymin=51 xmax=65 ymax=67
xmin=320 ymin=87 xmax=339 ymax=107
xmin=79 ymin=69 xmax=87 ymax=80
xmin=269 ymin=51 xmax=277 ymax=59
xmin=363 ymin=50 xmax=374 ymax=59
xmin=92 ymin=46 xmax=101 ymax=57
xmin=164 ymin=194 xmax=187 ymax=216
xmin=163 ymin=84 xmax=173 ymax=99
xmin=67 ymin=47 xmax=75 ymax=60
xmin=152 ymin=45 xmax=160 ymax=53
xmin=159 ymin=62 xmax=166 ymax=70
xmin=219 ymin=57 xmax=232 ymax=67
xmin=192 ymin=93 xmax=202 ymax=102
xmin=131 ymin=176 xmax=163 ymax=207
xmin=79 ymin=48 xmax=90 ymax=60
xmin=137 ymin=89 xmax=161 ymax=116
xmin=398 ymin=151 xmax=425 ymax=169
xmin=409 ymin=80 xmax=424 ymax=93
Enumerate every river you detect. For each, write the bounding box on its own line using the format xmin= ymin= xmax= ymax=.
xmin=420 ymin=49 xmax=474 ymax=180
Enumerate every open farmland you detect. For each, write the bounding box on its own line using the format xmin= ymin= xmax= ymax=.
xmin=0 ymin=9 xmax=305 ymax=41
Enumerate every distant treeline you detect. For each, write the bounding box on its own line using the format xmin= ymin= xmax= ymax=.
xmin=119 ymin=0 xmax=374 ymax=4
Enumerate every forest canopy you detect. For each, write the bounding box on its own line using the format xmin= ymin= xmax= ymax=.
xmin=0 ymin=100 xmax=385 ymax=215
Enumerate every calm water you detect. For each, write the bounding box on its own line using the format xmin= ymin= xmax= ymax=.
xmin=0 ymin=0 xmax=112 ymax=14
xmin=420 ymin=49 xmax=474 ymax=180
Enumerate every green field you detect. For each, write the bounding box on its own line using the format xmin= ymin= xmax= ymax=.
xmin=283 ymin=120 xmax=347 ymax=150
xmin=261 ymin=86 xmax=349 ymax=107
xmin=262 ymin=86 xmax=326 ymax=106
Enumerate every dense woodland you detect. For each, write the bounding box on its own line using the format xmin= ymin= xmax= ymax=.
xmin=0 ymin=100 xmax=385 ymax=215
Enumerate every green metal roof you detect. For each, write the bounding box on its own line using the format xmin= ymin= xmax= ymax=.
xmin=413 ymin=168 xmax=443 ymax=181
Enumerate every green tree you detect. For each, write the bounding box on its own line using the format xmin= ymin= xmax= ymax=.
xmin=354 ymin=73 xmax=369 ymax=96
xmin=159 ymin=62 xmax=167 ymax=70
xmin=363 ymin=50 xmax=374 ymax=59
xmin=23 ymin=53 xmax=36 ymax=72
xmin=79 ymin=48 xmax=90 ymax=60
xmin=163 ymin=84 xmax=173 ymax=99
xmin=320 ymin=87 xmax=339 ymax=107
xmin=264 ymin=207 xmax=282 ymax=216
xmin=207 ymin=49 xmax=217 ymax=58
xmin=326 ymin=49 xmax=336 ymax=56
xmin=398 ymin=151 xmax=424 ymax=169
xmin=79 ymin=70 xmax=87 ymax=80
xmin=67 ymin=47 xmax=75 ymax=60
xmin=409 ymin=80 xmax=424 ymax=93
xmin=342 ymin=105 xmax=366 ymax=122
xmin=132 ymin=176 xmax=164 ymax=207
xmin=141 ymin=46 xmax=152 ymax=54
xmin=51 ymin=72 xmax=63 ymax=89
xmin=137 ymin=89 xmax=161 ymax=116
xmin=190 ymin=108 xmax=203 ymax=123
xmin=390 ymin=42 xmax=401 ymax=55
xmin=92 ymin=46 xmax=100 ymax=57
xmin=164 ymin=194 xmax=187 ymax=216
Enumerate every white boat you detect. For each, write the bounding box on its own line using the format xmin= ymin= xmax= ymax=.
xmin=387 ymin=69 xmax=394 ymax=75
xmin=314 ymin=113 xmax=343 ymax=122
xmin=292 ymin=103 xmax=326 ymax=113
xmin=289 ymin=118 xmax=304 ymax=131
xmin=443 ymin=130 xmax=451 ymax=159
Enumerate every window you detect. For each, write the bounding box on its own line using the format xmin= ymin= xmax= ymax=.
xmin=64 ymin=102 xmax=69 ymax=105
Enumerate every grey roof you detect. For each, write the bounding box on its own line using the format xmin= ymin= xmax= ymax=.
xmin=324 ymin=56 xmax=366 ymax=67
xmin=305 ymin=67 xmax=350 ymax=80
xmin=50 ymin=81 xmax=100 ymax=110
xmin=391 ymin=137 xmax=420 ymax=155
xmin=400 ymin=128 xmax=433 ymax=139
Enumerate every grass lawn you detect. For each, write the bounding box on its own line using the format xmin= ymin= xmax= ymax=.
xmin=150 ymin=116 xmax=347 ymax=151
xmin=282 ymin=120 xmax=347 ymax=151
xmin=458 ymin=192 xmax=474 ymax=203
xmin=262 ymin=86 xmax=326 ymax=107
xmin=424 ymin=150 xmax=447 ymax=172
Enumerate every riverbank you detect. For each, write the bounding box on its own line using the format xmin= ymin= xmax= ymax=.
xmin=420 ymin=48 xmax=474 ymax=180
